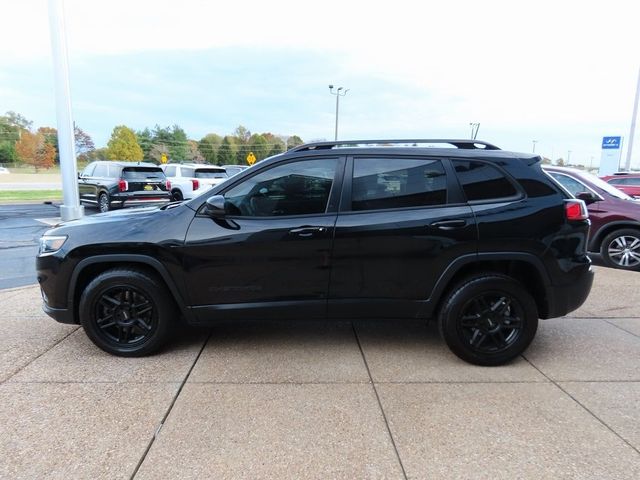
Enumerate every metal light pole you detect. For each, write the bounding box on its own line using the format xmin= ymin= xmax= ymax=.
xmin=625 ymin=65 xmax=640 ymax=171
xmin=532 ymin=140 xmax=538 ymax=153
xmin=469 ymin=123 xmax=480 ymax=139
xmin=49 ymin=0 xmax=83 ymax=221
xmin=329 ymin=85 xmax=349 ymax=141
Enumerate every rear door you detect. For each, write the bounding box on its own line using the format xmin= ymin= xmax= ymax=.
xmin=328 ymin=156 xmax=477 ymax=318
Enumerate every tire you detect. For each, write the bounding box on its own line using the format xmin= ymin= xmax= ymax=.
xmin=171 ymin=189 xmax=184 ymax=202
xmin=600 ymin=229 xmax=640 ymax=271
xmin=438 ymin=274 xmax=538 ymax=366
xmin=79 ymin=268 xmax=177 ymax=356
xmin=98 ymin=192 xmax=110 ymax=213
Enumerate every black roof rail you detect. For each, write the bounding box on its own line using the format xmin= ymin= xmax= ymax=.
xmin=286 ymin=139 xmax=500 ymax=153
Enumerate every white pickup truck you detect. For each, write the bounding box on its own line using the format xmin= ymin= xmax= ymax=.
xmin=161 ymin=164 xmax=229 ymax=201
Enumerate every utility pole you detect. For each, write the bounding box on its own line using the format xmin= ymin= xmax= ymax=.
xmin=49 ymin=0 xmax=83 ymax=221
xmin=625 ymin=65 xmax=640 ymax=171
xmin=532 ymin=140 xmax=538 ymax=153
xmin=329 ymin=85 xmax=349 ymax=141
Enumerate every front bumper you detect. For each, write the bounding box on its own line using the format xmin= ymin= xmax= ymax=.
xmin=42 ymin=302 xmax=76 ymax=324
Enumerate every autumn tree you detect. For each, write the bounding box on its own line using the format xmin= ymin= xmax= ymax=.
xmin=263 ymin=133 xmax=285 ymax=156
xmin=107 ymin=125 xmax=143 ymax=161
xmin=1 ymin=111 xmax=31 ymax=164
xmin=15 ymin=131 xmax=56 ymax=171
xmin=74 ymin=126 xmax=95 ymax=161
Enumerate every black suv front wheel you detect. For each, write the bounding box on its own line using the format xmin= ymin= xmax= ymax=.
xmin=79 ymin=268 xmax=176 ymax=356
xmin=439 ymin=274 xmax=538 ymax=366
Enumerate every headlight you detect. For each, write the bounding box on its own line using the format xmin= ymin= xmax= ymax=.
xmin=38 ymin=235 xmax=68 ymax=255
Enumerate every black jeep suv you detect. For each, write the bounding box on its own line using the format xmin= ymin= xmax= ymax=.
xmin=37 ymin=140 xmax=594 ymax=365
xmin=78 ymin=161 xmax=171 ymax=212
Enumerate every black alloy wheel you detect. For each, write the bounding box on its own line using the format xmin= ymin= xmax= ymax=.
xmin=98 ymin=192 xmax=110 ymax=213
xmin=172 ymin=189 xmax=184 ymax=201
xmin=600 ymin=229 xmax=640 ymax=271
xmin=93 ymin=286 xmax=157 ymax=347
xmin=79 ymin=268 xmax=176 ymax=356
xmin=439 ymin=274 xmax=538 ymax=366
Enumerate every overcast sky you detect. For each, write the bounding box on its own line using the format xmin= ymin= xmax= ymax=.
xmin=1 ymin=0 xmax=639 ymax=168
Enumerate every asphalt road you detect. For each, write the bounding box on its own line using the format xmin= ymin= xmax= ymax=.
xmin=0 ymin=203 xmax=93 ymax=289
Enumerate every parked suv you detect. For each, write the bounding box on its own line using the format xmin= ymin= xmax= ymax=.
xmin=78 ymin=161 xmax=171 ymax=212
xmin=545 ymin=166 xmax=640 ymax=271
xmin=600 ymin=173 xmax=640 ymax=199
xmin=38 ymin=140 xmax=593 ymax=365
xmin=161 ymin=164 xmax=228 ymax=201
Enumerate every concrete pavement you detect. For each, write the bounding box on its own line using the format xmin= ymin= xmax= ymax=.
xmin=0 ymin=266 xmax=639 ymax=479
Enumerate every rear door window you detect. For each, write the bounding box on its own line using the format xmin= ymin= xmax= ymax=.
xmin=93 ymin=163 xmax=108 ymax=177
xmin=351 ymin=157 xmax=447 ymax=211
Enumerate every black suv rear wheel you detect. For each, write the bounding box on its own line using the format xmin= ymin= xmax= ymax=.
xmin=79 ymin=268 xmax=176 ymax=356
xmin=98 ymin=192 xmax=110 ymax=213
xmin=439 ymin=274 xmax=538 ymax=366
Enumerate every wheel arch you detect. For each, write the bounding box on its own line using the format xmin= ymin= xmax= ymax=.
xmin=68 ymin=255 xmax=191 ymax=324
xmin=422 ymin=253 xmax=551 ymax=320
xmin=589 ymin=221 xmax=640 ymax=252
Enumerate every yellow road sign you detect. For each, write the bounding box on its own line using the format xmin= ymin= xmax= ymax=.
xmin=246 ymin=152 xmax=256 ymax=166
xmin=161 ymin=153 xmax=168 ymax=164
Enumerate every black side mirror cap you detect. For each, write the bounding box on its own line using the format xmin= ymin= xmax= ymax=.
xmin=576 ymin=191 xmax=599 ymax=205
xmin=203 ymin=195 xmax=226 ymax=217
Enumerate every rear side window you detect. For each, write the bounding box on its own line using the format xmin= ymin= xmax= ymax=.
xmin=452 ymin=160 xmax=518 ymax=201
xmin=351 ymin=158 xmax=447 ymax=211
xmin=194 ymin=168 xmax=227 ymax=179
xmin=93 ymin=163 xmax=108 ymax=177
xmin=164 ymin=166 xmax=176 ymax=177
xmin=122 ymin=167 xmax=165 ymax=180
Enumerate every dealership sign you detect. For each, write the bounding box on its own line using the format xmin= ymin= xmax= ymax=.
xmin=599 ymin=136 xmax=623 ymax=175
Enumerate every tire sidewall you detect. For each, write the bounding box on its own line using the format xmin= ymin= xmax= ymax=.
xmin=600 ymin=229 xmax=640 ymax=271
xmin=439 ymin=275 xmax=538 ymax=366
xmin=79 ymin=269 xmax=174 ymax=356
xmin=98 ymin=192 xmax=110 ymax=213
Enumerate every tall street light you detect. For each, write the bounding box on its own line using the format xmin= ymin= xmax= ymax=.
xmin=532 ymin=140 xmax=538 ymax=153
xmin=329 ymin=85 xmax=349 ymax=141
xmin=469 ymin=122 xmax=480 ymax=139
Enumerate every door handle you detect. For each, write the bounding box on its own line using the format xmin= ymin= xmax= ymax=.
xmin=430 ymin=219 xmax=467 ymax=230
xmin=289 ymin=226 xmax=327 ymax=237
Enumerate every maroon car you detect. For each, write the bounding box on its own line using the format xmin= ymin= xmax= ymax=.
xmin=601 ymin=173 xmax=640 ymax=199
xmin=545 ymin=166 xmax=640 ymax=271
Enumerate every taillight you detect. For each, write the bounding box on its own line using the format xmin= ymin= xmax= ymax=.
xmin=565 ymin=199 xmax=588 ymax=221
xmin=118 ymin=179 xmax=128 ymax=192
xmin=166 ymin=180 xmax=171 ymax=190
xmin=191 ymin=179 xmax=199 ymax=190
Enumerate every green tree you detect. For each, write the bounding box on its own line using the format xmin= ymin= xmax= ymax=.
xmin=287 ymin=135 xmax=304 ymax=150
xmin=234 ymin=125 xmax=251 ymax=144
xmin=148 ymin=125 xmax=189 ymax=162
xmin=249 ymin=134 xmax=269 ymax=161
xmin=137 ymin=128 xmax=153 ymax=161
xmin=217 ymin=136 xmax=237 ymax=165
xmin=198 ymin=133 xmax=222 ymax=164
xmin=263 ymin=133 xmax=285 ymax=156
xmin=107 ymin=125 xmax=143 ymax=161
xmin=0 ymin=142 xmax=17 ymax=164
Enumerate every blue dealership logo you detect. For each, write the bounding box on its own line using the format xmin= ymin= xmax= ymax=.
xmin=602 ymin=136 xmax=621 ymax=149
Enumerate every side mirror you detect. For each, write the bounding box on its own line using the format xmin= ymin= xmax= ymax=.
xmin=576 ymin=191 xmax=599 ymax=205
xmin=203 ymin=195 xmax=226 ymax=217
xmin=77 ymin=172 xmax=82 ymax=179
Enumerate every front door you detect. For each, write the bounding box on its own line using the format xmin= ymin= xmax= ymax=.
xmin=183 ymin=156 xmax=344 ymax=322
